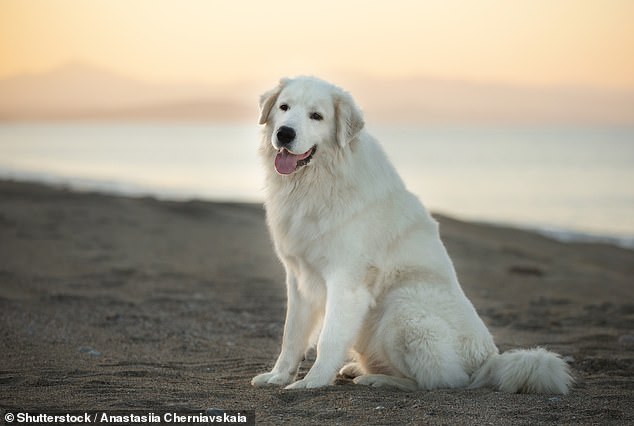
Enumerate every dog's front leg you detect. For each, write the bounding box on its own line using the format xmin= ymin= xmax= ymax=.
xmin=286 ymin=282 xmax=372 ymax=389
xmin=252 ymin=273 xmax=320 ymax=387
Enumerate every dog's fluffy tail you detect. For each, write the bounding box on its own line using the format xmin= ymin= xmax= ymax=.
xmin=470 ymin=347 xmax=572 ymax=394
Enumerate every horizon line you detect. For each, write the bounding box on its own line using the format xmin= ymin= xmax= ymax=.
xmin=3 ymin=61 xmax=634 ymax=94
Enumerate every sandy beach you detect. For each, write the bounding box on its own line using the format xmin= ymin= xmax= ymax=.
xmin=0 ymin=179 xmax=632 ymax=425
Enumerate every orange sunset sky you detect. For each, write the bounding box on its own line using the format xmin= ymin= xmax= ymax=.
xmin=1 ymin=0 xmax=634 ymax=90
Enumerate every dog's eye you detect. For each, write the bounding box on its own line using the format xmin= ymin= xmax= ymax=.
xmin=310 ymin=112 xmax=323 ymax=121
xmin=279 ymin=104 xmax=289 ymax=111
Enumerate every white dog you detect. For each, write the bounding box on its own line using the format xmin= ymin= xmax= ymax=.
xmin=251 ymin=76 xmax=572 ymax=393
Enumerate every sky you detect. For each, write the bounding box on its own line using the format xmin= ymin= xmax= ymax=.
xmin=1 ymin=0 xmax=634 ymax=89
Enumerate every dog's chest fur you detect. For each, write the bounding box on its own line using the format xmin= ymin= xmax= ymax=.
xmin=266 ymin=182 xmax=358 ymax=268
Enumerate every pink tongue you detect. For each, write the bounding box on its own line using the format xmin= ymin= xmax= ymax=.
xmin=274 ymin=148 xmax=311 ymax=175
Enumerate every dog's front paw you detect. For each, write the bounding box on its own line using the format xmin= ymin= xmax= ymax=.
xmin=251 ymin=371 xmax=293 ymax=387
xmin=285 ymin=376 xmax=331 ymax=390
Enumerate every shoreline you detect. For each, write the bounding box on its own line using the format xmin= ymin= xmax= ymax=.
xmin=1 ymin=172 xmax=633 ymax=252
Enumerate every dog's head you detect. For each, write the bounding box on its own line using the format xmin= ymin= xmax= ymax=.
xmin=259 ymin=76 xmax=364 ymax=175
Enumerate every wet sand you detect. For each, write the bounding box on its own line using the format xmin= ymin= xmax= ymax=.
xmin=0 ymin=180 xmax=632 ymax=424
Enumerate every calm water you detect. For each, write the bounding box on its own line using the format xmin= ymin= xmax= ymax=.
xmin=1 ymin=123 xmax=633 ymax=246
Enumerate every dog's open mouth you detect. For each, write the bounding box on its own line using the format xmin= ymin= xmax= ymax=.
xmin=274 ymin=146 xmax=316 ymax=175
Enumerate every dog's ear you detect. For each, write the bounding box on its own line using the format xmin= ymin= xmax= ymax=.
xmin=334 ymin=92 xmax=364 ymax=147
xmin=258 ymin=78 xmax=289 ymax=125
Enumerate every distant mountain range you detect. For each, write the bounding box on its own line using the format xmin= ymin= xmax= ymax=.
xmin=1 ymin=63 xmax=633 ymax=124
xmin=0 ymin=63 xmax=256 ymax=122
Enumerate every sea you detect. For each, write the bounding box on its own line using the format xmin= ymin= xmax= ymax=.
xmin=1 ymin=123 xmax=633 ymax=249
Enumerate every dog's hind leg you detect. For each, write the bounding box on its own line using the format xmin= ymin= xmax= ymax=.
xmin=353 ymin=374 xmax=418 ymax=391
xmin=339 ymin=362 xmax=364 ymax=378
xmin=399 ymin=317 xmax=470 ymax=390
xmin=374 ymin=309 xmax=470 ymax=391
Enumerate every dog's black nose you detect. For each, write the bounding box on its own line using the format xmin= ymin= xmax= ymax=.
xmin=276 ymin=126 xmax=296 ymax=146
